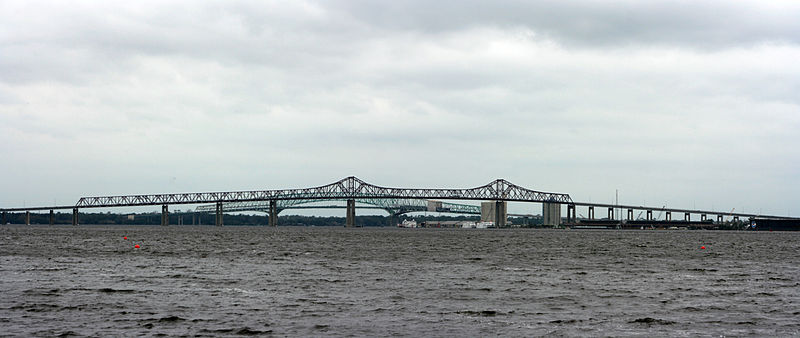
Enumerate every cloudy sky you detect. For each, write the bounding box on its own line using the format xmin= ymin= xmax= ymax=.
xmin=1 ymin=0 xmax=799 ymax=216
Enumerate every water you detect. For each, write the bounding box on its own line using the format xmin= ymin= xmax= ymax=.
xmin=1 ymin=226 xmax=798 ymax=336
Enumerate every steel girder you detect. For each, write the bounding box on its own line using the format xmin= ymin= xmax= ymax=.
xmin=74 ymin=176 xmax=573 ymax=208
xmin=194 ymin=198 xmax=482 ymax=216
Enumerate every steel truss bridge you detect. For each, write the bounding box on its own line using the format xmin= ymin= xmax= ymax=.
xmin=194 ymin=198 xmax=482 ymax=218
xmin=71 ymin=176 xmax=573 ymax=207
xmin=1 ymin=176 xmax=795 ymax=227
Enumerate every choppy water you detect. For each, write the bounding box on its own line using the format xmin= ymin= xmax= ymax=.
xmin=1 ymin=225 xmax=798 ymax=336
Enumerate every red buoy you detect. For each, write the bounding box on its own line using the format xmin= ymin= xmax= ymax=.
xmin=134 ymin=244 xmax=140 ymax=249
xmin=123 ymin=236 xmax=127 ymax=240
xmin=700 ymin=246 xmax=706 ymax=250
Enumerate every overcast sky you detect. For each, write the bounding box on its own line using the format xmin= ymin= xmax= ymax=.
xmin=1 ymin=0 xmax=799 ymax=216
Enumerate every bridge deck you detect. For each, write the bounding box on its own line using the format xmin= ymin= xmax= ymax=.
xmin=1 ymin=176 xmax=796 ymax=220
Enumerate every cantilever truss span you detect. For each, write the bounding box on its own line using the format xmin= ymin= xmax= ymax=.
xmin=194 ymin=198 xmax=483 ymax=216
xmin=74 ymin=176 xmax=573 ymax=208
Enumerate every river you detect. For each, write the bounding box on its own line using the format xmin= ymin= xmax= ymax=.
xmin=1 ymin=226 xmax=798 ymax=336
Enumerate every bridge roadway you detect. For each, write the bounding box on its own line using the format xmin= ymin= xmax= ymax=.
xmin=1 ymin=176 xmax=796 ymax=226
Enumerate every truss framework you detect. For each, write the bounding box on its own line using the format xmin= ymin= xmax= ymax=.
xmin=75 ymin=176 xmax=572 ymax=208
xmin=194 ymin=198 xmax=483 ymax=216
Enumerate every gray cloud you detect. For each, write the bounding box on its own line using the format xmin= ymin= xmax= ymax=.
xmin=1 ymin=1 xmax=799 ymax=216
xmin=331 ymin=0 xmax=800 ymax=47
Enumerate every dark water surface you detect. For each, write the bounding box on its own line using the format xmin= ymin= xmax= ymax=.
xmin=1 ymin=226 xmax=798 ymax=336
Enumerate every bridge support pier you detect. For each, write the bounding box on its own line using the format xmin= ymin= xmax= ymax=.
xmin=717 ymin=215 xmax=723 ymax=223
xmin=494 ymin=201 xmax=506 ymax=228
xmin=346 ymin=199 xmax=356 ymax=227
xmin=49 ymin=210 xmax=54 ymax=225
xmin=2 ymin=211 xmax=5 ymax=225
xmin=72 ymin=208 xmax=78 ymax=226
xmin=701 ymin=214 xmax=707 ymax=221
xmin=646 ymin=210 xmax=653 ymax=221
xmin=269 ymin=200 xmax=278 ymax=227
xmin=161 ymin=205 xmax=169 ymax=226
xmin=25 ymin=211 xmax=30 ymax=225
xmin=215 ymin=202 xmax=223 ymax=226
xmin=665 ymin=211 xmax=671 ymax=221
xmin=567 ymin=205 xmax=576 ymax=224
xmin=588 ymin=206 xmax=594 ymax=220
xmin=542 ymin=203 xmax=561 ymax=227
xmin=627 ymin=209 xmax=633 ymax=220
xmin=608 ymin=207 xmax=614 ymax=220
xmin=685 ymin=213 xmax=690 ymax=221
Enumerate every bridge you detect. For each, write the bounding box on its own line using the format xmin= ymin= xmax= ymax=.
xmin=0 ymin=176 xmax=795 ymax=227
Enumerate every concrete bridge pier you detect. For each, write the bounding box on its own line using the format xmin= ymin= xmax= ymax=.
xmin=388 ymin=213 xmax=399 ymax=227
xmin=542 ymin=202 xmax=561 ymax=226
xmin=72 ymin=208 xmax=78 ymax=226
xmin=215 ymin=202 xmax=223 ymax=226
xmin=665 ymin=211 xmax=671 ymax=221
xmin=49 ymin=210 xmax=54 ymax=225
xmin=269 ymin=200 xmax=278 ymax=227
xmin=346 ymin=199 xmax=356 ymax=227
xmin=161 ymin=205 xmax=169 ymax=226
xmin=608 ymin=207 xmax=614 ymax=220
xmin=25 ymin=211 xmax=30 ymax=225
xmin=627 ymin=209 xmax=633 ymax=220
xmin=701 ymin=214 xmax=707 ymax=221
xmin=646 ymin=210 xmax=653 ymax=221
xmin=494 ymin=201 xmax=507 ymax=227
xmin=588 ymin=206 xmax=594 ymax=220
xmin=567 ymin=204 xmax=576 ymax=223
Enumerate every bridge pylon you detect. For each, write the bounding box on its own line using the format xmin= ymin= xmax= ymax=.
xmin=161 ymin=205 xmax=169 ymax=226
xmin=346 ymin=199 xmax=356 ymax=227
xmin=215 ymin=202 xmax=223 ymax=226
xmin=269 ymin=200 xmax=278 ymax=227
xmin=566 ymin=204 xmax=576 ymax=224
xmin=494 ymin=201 xmax=507 ymax=228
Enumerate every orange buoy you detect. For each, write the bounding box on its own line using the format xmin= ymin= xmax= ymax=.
xmin=700 ymin=246 xmax=706 ymax=249
xmin=134 ymin=244 xmax=140 ymax=249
